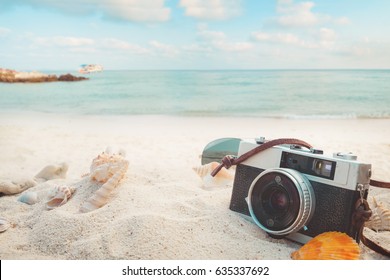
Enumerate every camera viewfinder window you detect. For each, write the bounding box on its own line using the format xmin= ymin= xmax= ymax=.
xmin=280 ymin=152 xmax=336 ymax=180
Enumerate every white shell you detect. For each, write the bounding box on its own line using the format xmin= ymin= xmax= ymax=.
xmin=89 ymin=151 xmax=127 ymax=184
xmin=0 ymin=217 xmax=11 ymax=233
xmin=80 ymin=152 xmax=128 ymax=213
xmin=35 ymin=162 xmax=68 ymax=181
xmin=18 ymin=191 xmax=39 ymax=205
xmin=193 ymin=162 xmax=235 ymax=188
xmin=366 ymin=197 xmax=390 ymax=231
xmin=46 ymin=185 xmax=76 ymax=210
xmin=0 ymin=178 xmax=36 ymax=195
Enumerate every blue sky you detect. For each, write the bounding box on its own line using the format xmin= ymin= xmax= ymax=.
xmin=0 ymin=0 xmax=389 ymax=70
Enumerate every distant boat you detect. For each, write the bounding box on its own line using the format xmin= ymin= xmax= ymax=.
xmin=79 ymin=64 xmax=103 ymax=74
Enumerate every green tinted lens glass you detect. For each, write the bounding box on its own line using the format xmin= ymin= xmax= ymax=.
xmin=201 ymin=138 xmax=241 ymax=165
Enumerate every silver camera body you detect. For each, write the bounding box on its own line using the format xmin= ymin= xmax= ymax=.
xmin=229 ymin=138 xmax=372 ymax=244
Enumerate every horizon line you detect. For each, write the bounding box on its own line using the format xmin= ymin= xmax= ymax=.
xmin=4 ymin=67 xmax=390 ymax=72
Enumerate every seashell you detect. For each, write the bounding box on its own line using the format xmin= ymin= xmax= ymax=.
xmin=89 ymin=148 xmax=127 ymax=184
xmin=0 ymin=178 xmax=36 ymax=195
xmin=90 ymin=164 xmax=119 ymax=183
xmin=18 ymin=191 xmax=39 ymax=205
xmin=118 ymin=148 xmax=126 ymax=157
xmin=291 ymin=231 xmax=360 ymax=260
xmin=34 ymin=162 xmax=68 ymax=181
xmin=80 ymin=161 xmax=128 ymax=213
xmin=192 ymin=162 xmax=235 ymax=188
xmin=0 ymin=217 xmax=11 ymax=233
xmin=366 ymin=197 xmax=390 ymax=231
xmin=46 ymin=185 xmax=76 ymax=210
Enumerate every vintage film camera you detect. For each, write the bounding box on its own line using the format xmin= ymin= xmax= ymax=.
xmin=203 ymin=137 xmax=372 ymax=244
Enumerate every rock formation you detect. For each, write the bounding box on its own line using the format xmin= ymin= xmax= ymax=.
xmin=0 ymin=68 xmax=88 ymax=83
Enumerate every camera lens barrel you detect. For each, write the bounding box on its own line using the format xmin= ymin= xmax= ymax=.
xmin=247 ymin=168 xmax=315 ymax=237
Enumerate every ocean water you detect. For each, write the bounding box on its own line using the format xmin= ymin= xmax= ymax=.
xmin=1 ymin=70 xmax=389 ymax=119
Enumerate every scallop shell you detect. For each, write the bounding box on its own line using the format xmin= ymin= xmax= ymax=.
xmin=46 ymin=185 xmax=76 ymax=210
xmin=80 ymin=160 xmax=128 ymax=213
xmin=0 ymin=217 xmax=11 ymax=233
xmin=366 ymin=197 xmax=390 ymax=231
xmin=18 ymin=191 xmax=39 ymax=205
xmin=291 ymin=231 xmax=360 ymax=260
xmin=192 ymin=162 xmax=235 ymax=188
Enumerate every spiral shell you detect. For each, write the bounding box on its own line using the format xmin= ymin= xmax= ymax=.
xmin=18 ymin=191 xmax=39 ymax=205
xmin=80 ymin=160 xmax=128 ymax=213
xmin=0 ymin=217 xmax=11 ymax=233
xmin=291 ymin=231 xmax=360 ymax=260
xmin=46 ymin=185 xmax=76 ymax=210
xmin=89 ymin=148 xmax=127 ymax=184
xmin=366 ymin=197 xmax=390 ymax=232
xmin=192 ymin=162 xmax=235 ymax=188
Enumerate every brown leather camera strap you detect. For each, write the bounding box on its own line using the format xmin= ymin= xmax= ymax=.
xmin=211 ymin=137 xmax=390 ymax=258
xmin=365 ymin=181 xmax=390 ymax=257
xmin=353 ymin=199 xmax=390 ymax=257
xmin=369 ymin=179 xmax=390 ymax=189
xmin=211 ymin=138 xmax=313 ymax=177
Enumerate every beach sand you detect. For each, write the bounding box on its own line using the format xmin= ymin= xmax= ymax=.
xmin=0 ymin=113 xmax=389 ymax=260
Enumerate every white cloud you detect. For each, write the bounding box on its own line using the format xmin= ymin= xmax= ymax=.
xmin=179 ymin=0 xmax=242 ymax=20
xmin=351 ymin=46 xmax=371 ymax=57
xmin=68 ymin=47 xmax=98 ymax=54
xmin=198 ymin=29 xmax=226 ymax=41
xmin=33 ymin=36 xmax=95 ymax=47
xmin=197 ymin=25 xmax=253 ymax=52
xmin=100 ymin=0 xmax=170 ymax=22
xmin=252 ymin=28 xmax=338 ymax=50
xmin=253 ymin=1 xmax=343 ymax=53
xmin=319 ymin=28 xmax=336 ymax=42
xmin=275 ymin=0 xmax=319 ymax=27
xmin=212 ymin=41 xmax=253 ymax=52
xmin=1 ymin=0 xmax=171 ymax=22
xmin=0 ymin=27 xmax=11 ymax=36
xmin=182 ymin=44 xmax=213 ymax=54
xmin=54 ymin=36 xmax=95 ymax=47
xmin=272 ymin=0 xmax=350 ymax=28
xmin=334 ymin=16 xmax=351 ymax=25
xmin=252 ymin=31 xmax=301 ymax=45
xmin=318 ymin=28 xmax=337 ymax=50
xmin=149 ymin=40 xmax=179 ymax=57
xmin=101 ymin=38 xmax=150 ymax=54
xmin=31 ymin=35 xmax=152 ymax=55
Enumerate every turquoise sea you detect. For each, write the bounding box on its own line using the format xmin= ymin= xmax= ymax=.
xmin=1 ymin=70 xmax=389 ymax=119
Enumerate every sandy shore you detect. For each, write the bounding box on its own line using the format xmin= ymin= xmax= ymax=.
xmin=0 ymin=112 xmax=389 ymax=260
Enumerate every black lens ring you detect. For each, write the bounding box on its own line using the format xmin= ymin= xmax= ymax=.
xmin=251 ymin=174 xmax=300 ymax=231
xmin=247 ymin=168 xmax=315 ymax=236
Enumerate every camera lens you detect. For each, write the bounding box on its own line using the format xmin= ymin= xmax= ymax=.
xmin=269 ymin=189 xmax=289 ymax=212
xmin=247 ymin=168 xmax=315 ymax=237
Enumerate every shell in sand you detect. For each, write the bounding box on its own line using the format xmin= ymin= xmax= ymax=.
xmin=192 ymin=162 xmax=235 ymax=188
xmin=291 ymin=231 xmax=360 ymax=260
xmin=80 ymin=162 xmax=128 ymax=213
xmin=34 ymin=162 xmax=68 ymax=181
xmin=0 ymin=178 xmax=36 ymax=195
xmin=0 ymin=217 xmax=11 ymax=233
xmin=18 ymin=191 xmax=39 ymax=205
xmin=89 ymin=149 xmax=127 ymax=184
xmin=80 ymin=148 xmax=129 ymax=213
xmin=46 ymin=185 xmax=76 ymax=210
xmin=366 ymin=197 xmax=390 ymax=232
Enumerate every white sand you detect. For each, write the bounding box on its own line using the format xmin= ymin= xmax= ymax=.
xmin=0 ymin=112 xmax=389 ymax=260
